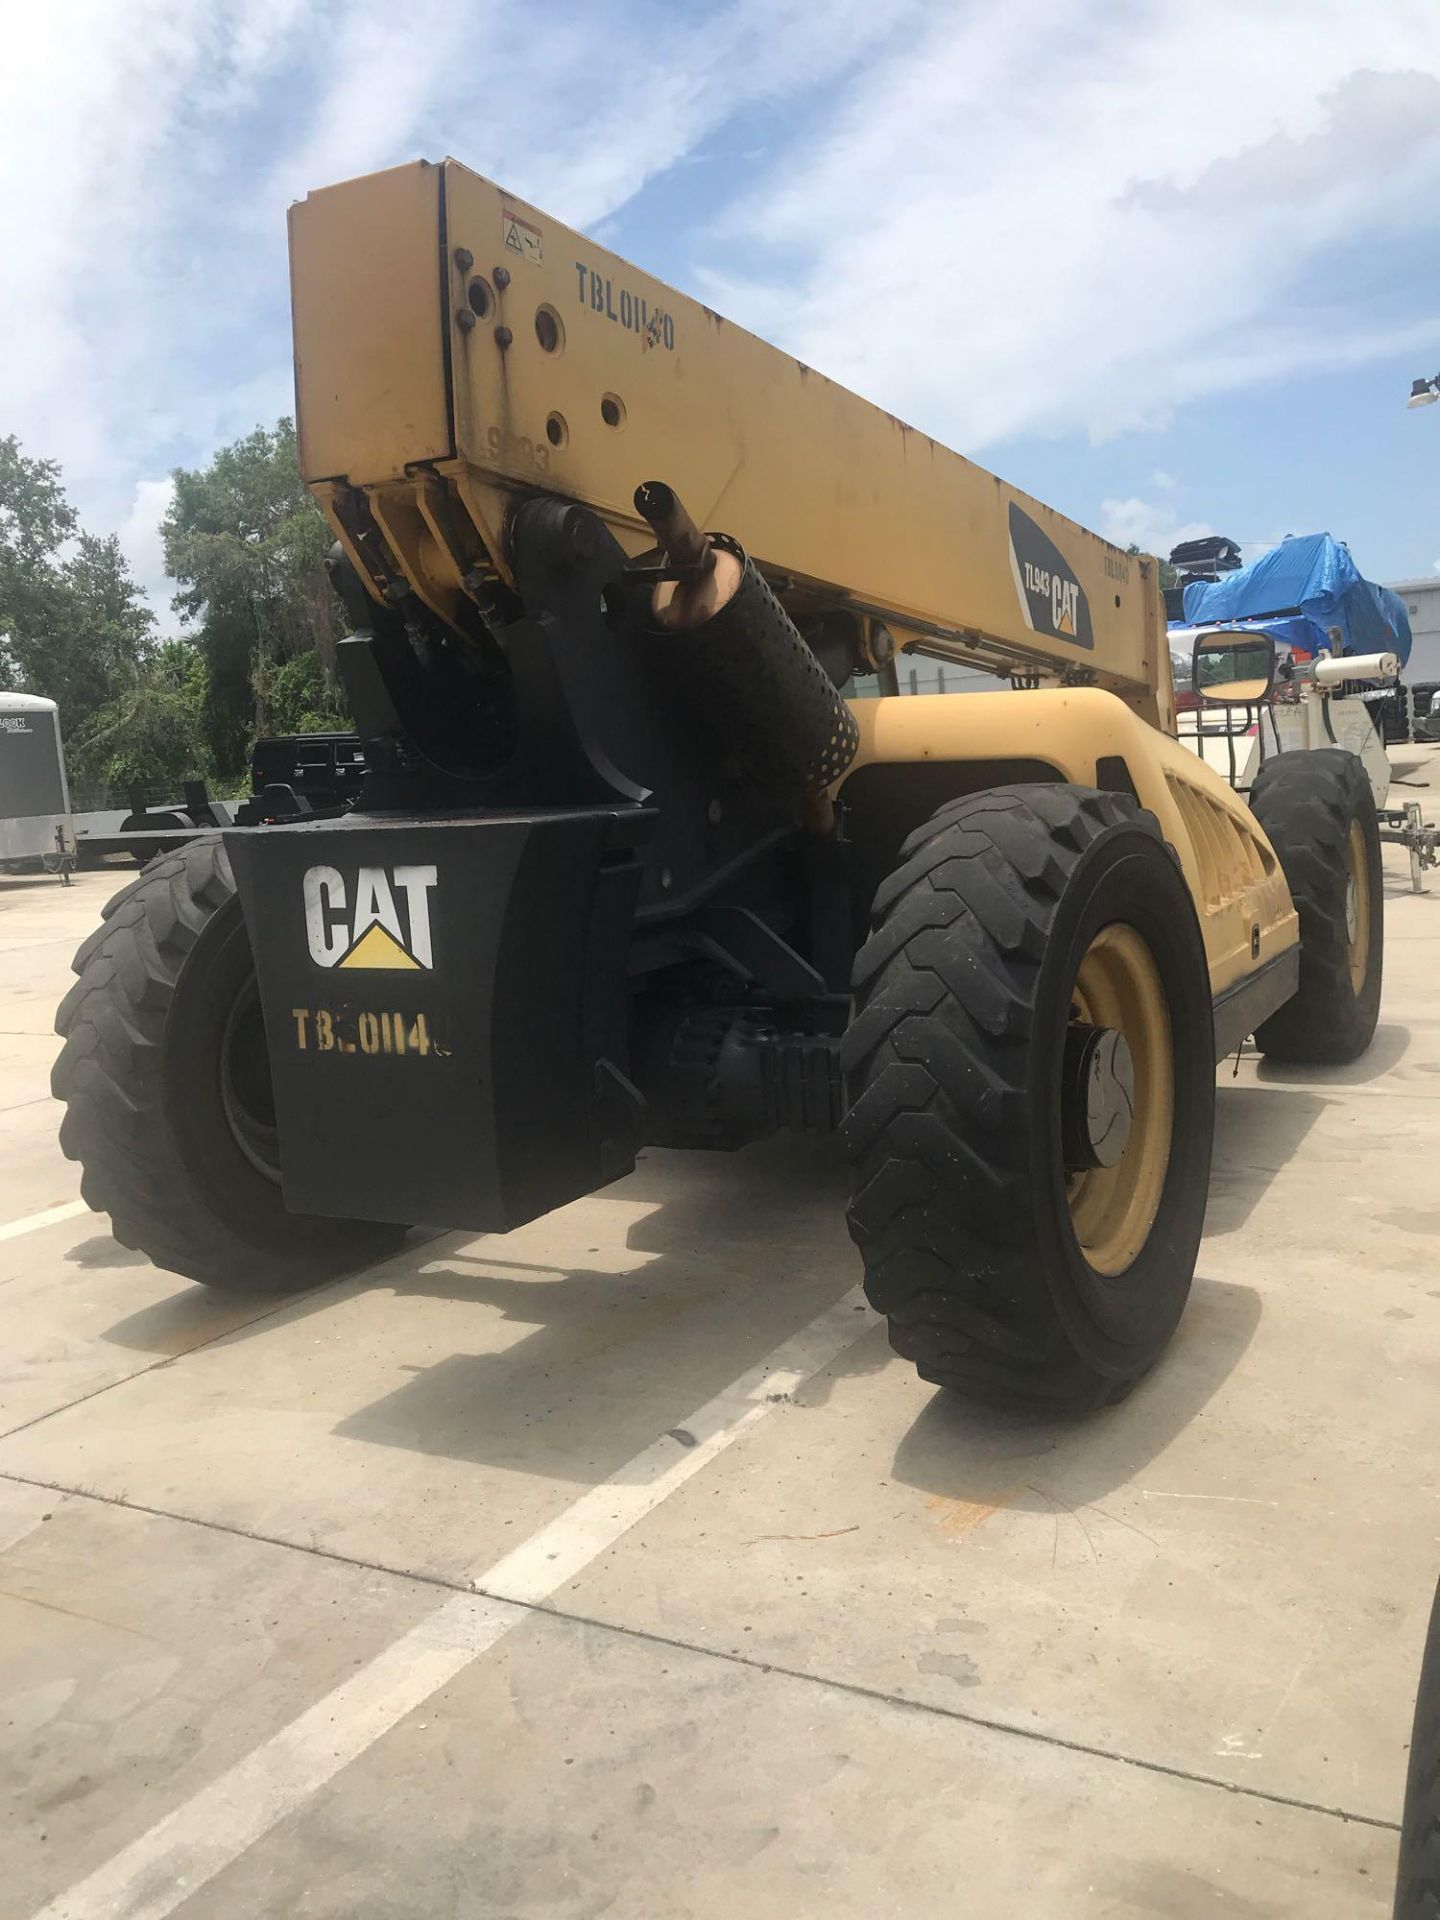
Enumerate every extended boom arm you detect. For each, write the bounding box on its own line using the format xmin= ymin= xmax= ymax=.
xmin=289 ymin=158 xmax=1172 ymax=729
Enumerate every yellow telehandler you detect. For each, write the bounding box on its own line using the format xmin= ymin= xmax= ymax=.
xmin=53 ymin=158 xmax=1383 ymax=1410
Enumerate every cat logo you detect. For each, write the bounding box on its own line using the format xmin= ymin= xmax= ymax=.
xmin=1006 ymin=502 xmax=1094 ymax=649
xmin=303 ymin=865 xmax=437 ymax=971
xmin=1051 ymin=577 xmax=1080 ymax=637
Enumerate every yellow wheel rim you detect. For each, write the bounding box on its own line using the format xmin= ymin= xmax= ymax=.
xmin=1345 ymin=820 xmax=1371 ymax=994
xmin=1066 ymin=924 xmax=1175 ymax=1277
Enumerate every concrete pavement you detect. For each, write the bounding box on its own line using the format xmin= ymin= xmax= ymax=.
xmin=2 ymin=772 xmax=1438 ymax=1916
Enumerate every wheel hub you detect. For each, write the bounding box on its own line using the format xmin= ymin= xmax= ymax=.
xmin=1345 ymin=871 xmax=1358 ymax=945
xmin=1061 ymin=1021 xmax=1134 ymax=1171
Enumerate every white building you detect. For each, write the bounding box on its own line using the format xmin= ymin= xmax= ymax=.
xmin=1390 ymin=577 xmax=1440 ymax=685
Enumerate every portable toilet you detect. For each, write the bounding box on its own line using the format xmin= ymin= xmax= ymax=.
xmin=0 ymin=692 xmax=76 ymax=877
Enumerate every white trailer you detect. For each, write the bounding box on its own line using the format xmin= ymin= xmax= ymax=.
xmin=0 ymin=692 xmax=76 ymax=879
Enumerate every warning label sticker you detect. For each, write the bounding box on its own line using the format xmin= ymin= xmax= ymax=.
xmin=501 ymin=211 xmax=542 ymax=264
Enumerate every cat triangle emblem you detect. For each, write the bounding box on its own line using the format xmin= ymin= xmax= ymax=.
xmin=336 ymin=923 xmax=422 ymax=971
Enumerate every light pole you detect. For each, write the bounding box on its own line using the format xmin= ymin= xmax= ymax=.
xmin=1407 ymin=374 xmax=1440 ymax=410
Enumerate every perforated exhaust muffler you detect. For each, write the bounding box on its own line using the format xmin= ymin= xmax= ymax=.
xmin=634 ymin=481 xmax=859 ymax=800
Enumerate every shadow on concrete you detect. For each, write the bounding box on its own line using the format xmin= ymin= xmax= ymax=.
xmin=1253 ymin=1019 xmax=1411 ymax=1088
xmin=98 ymin=1283 xmax=292 ymax=1358
xmin=65 ymin=1234 xmax=147 ymax=1271
xmin=88 ymin=1086 xmax=1293 ymax=1502
xmin=884 ymin=1276 xmax=1262 ymax=1517
xmin=331 ymin=1141 xmax=883 ymax=1484
xmin=99 ymin=1259 xmax=329 ymax=1355
xmin=100 ymin=1136 xmax=886 ymax=1486
xmin=1383 ymin=872 xmax=1435 ymax=900
xmin=1204 ymin=1080 xmax=1330 ymax=1237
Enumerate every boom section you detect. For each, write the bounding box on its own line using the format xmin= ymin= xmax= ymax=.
xmin=290 ymin=158 xmax=1166 ymax=713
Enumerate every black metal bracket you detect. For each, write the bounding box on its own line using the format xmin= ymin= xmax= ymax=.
xmin=622 ymin=545 xmax=710 ymax=588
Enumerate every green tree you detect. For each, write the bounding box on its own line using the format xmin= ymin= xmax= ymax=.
xmin=1126 ymin=541 xmax=1179 ymax=590
xmin=0 ymin=433 xmax=75 ymax=582
xmin=66 ymin=639 xmax=215 ymax=808
xmin=251 ymin=649 xmax=349 ymax=736
xmin=1 ymin=435 xmax=75 ymax=696
xmin=54 ymin=533 xmax=157 ymax=714
xmin=162 ymin=419 xmax=347 ymax=776
xmin=0 ymin=434 xmax=156 ymax=729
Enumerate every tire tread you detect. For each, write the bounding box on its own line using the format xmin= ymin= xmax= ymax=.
xmin=842 ymin=784 xmax=1176 ymax=1410
xmin=53 ymin=836 xmax=399 ymax=1289
xmin=1248 ymin=748 xmax=1382 ymax=1064
xmin=1396 ymin=1578 xmax=1440 ymax=1918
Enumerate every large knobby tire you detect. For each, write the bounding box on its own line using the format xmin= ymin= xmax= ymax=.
xmin=1396 ymin=1577 xmax=1440 ymax=1919
xmin=841 ymin=785 xmax=1215 ymax=1411
xmin=1248 ymin=748 xmax=1382 ymax=1065
xmin=53 ymin=835 xmax=405 ymax=1291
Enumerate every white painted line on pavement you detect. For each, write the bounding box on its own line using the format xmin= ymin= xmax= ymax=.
xmin=34 ymin=1595 xmax=524 ymax=1920
xmin=481 ymin=1284 xmax=874 ymax=1605
xmin=0 ymin=1199 xmax=88 ymax=1243
xmin=30 ymin=1284 xmax=876 ymax=1920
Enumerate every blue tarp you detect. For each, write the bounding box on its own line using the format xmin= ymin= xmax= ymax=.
xmin=1179 ymin=532 xmax=1411 ymax=668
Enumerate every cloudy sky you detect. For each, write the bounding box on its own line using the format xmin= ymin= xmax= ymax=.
xmin=3 ymin=0 xmax=1438 ymax=630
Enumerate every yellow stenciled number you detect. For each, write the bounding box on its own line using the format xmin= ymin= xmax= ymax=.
xmin=293 ymin=1007 xmax=434 ymax=1058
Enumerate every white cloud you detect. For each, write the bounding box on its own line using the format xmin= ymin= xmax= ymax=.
xmin=3 ymin=0 xmax=1439 ymax=620
xmin=699 ymin=1 xmax=1440 ymax=451
xmin=116 ymin=478 xmax=178 ymax=633
xmin=1099 ymin=497 xmax=1213 ymax=559
xmin=0 ymin=0 xmax=909 ymax=599
xmin=0 ymin=0 xmax=302 ymax=550
xmin=263 ymin=0 xmax=913 ymax=233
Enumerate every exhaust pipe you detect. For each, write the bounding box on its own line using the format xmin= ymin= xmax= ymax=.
xmin=633 ymin=481 xmax=859 ymax=800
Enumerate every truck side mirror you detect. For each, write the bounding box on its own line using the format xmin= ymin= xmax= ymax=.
xmin=1191 ymin=631 xmax=1276 ymax=707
